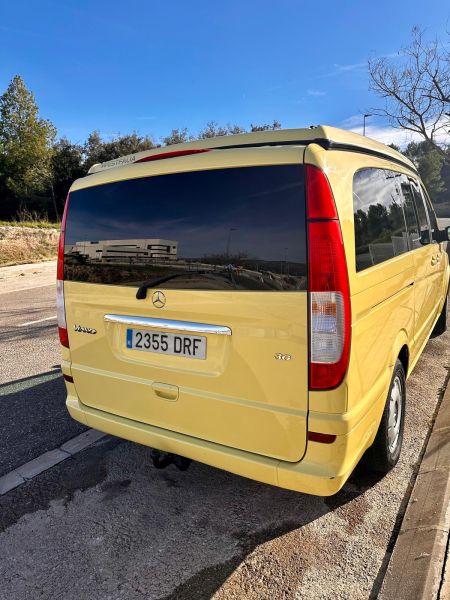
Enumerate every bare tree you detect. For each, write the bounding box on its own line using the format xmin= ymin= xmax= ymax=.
xmin=369 ymin=28 xmax=450 ymax=159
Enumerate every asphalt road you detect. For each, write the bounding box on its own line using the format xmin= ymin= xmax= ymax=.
xmin=0 ymin=262 xmax=449 ymax=599
xmin=0 ymin=269 xmax=86 ymax=475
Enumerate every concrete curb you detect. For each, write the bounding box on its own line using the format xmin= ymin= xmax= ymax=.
xmin=0 ymin=429 xmax=108 ymax=495
xmin=380 ymin=378 xmax=450 ymax=599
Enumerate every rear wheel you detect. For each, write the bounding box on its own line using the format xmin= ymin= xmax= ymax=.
xmin=365 ymin=360 xmax=406 ymax=474
xmin=432 ymin=293 xmax=447 ymax=337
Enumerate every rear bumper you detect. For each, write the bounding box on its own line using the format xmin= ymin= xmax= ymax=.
xmin=66 ymin=389 xmax=385 ymax=496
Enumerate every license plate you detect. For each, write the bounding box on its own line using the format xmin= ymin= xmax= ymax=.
xmin=126 ymin=328 xmax=207 ymax=359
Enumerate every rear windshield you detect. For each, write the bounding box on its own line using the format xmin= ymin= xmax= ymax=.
xmin=64 ymin=164 xmax=307 ymax=291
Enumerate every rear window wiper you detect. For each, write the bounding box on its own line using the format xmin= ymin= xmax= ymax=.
xmin=136 ymin=269 xmax=232 ymax=299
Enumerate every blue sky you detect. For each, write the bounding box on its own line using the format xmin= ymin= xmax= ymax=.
xmin=1 ymin=0 xmax=449 ymax=146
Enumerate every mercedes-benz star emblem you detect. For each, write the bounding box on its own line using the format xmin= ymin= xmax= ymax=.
xmin=152 ymin=290 xmax=166 ymax=308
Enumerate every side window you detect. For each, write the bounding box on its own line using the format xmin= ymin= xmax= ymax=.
xmin=410 ymin=180 xmax=431 ymax=245
xmin=401 ymin=178 xmax=422 ymax=250
xmin=353 ymin=168 xmax=409 ymax=271
xmin=420 ymin=184 xmax=438 ymax=236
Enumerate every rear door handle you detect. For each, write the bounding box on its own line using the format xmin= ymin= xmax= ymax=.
xmin=152 ymin=382 xmax=179 ymax=401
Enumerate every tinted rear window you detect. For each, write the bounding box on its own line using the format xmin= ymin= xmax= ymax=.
xmin=65 ymin=165 xmax=307 ymax=291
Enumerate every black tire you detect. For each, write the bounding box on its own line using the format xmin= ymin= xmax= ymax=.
xmin=432 ymin=293 xmax=448 ymax=337
xmin=365 ymin=360 xmax=406 ymax=474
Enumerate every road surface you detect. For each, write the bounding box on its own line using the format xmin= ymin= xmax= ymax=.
xmin=0 ymin=261 xmax=449 ymax=600
xmin=0 ymin=262 xmax=86 ymax=475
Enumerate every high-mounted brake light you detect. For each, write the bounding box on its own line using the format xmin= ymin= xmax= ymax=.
xmin=306 ymin=165 xmax=351 ymax=390
xmin=135 ymin=148 xmax=211 ymax=163
xmin=57 ymin=194 xmax=70 ymax=348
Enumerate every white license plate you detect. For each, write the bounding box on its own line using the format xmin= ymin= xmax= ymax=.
xmin=126 ymin=328 xmax=207 ymax=359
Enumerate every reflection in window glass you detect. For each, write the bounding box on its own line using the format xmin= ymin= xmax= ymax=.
xmin=410 ymin=180 xmax=431 ymax=245
xmin=353 ymin=168 xmax=409 ymax=271
xmin=420 ymin=184 xmax=437 ymax=235
xmin=65 ymin=165 xmax=307 ymax=291
xmin=401 ymin=179 xmax=423 ymax=250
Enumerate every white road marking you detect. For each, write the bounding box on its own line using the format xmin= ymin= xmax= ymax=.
xmin=0 ymin=429 xmax=108 ymax=495
xmin=18 ymin=315 xmax=57 ymax=327
xmin=0 ymin=371 xmax=61 ymax=396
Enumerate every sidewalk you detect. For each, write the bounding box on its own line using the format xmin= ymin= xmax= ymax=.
xmin=380 ymin=373 xmax=450 ymax=599
xmin=0 ymin=260 xmax=56 ymax=294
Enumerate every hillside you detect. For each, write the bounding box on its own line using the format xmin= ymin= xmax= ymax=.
xmin=0 ymin=225 xmax=59 ymax=266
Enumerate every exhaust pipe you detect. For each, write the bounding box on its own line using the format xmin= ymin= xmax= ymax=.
xmin=150 ymin=449 xmax=192 ymax=471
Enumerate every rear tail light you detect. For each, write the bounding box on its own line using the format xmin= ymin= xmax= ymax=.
xmin=135 ymin=148 xmax=211 ymax=163
xmin=57 ymin=194 xmax=70 ymax=348
xmin=306 ymin=165 xmax=351 ymax=390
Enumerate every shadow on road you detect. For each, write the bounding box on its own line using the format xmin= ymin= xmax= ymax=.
xmin=158 ymin=459 xmax=384 ymax=600
xmin=0 ymin=429 xmax=385 ymax=599
xmin=0 ymin=319 xmax=57 ymax=343
xmin=0 ymin=369 xmax=87 ymax=476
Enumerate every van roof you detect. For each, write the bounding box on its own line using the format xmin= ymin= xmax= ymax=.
xmin=87 ymin=125 xmax=416 ymax=175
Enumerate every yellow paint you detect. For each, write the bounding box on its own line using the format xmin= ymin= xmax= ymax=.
xmin=62 ymin=127 xmax=448 ymax=496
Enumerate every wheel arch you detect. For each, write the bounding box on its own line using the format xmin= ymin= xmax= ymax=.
xmin=397 ymin=344 xmax=409 ymax=378
xmin=390 ymin=330 xmax=410 ymax=378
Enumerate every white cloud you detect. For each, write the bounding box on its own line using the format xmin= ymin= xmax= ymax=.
xmin=319 ymin=53 xmax=399 ymax=79
xmin=307 ymin=89 xmax=326 ymax=96
xmin=320 ymin=62 xmax=366 ymax=77
xmin=333 ymin=62 xmax=366 ymax=73
xmin=339 ymin=115 xmax=450 ymax=148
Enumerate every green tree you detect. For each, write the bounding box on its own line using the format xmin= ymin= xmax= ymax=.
xmin=162 ymin=128 xmax=192 ymax=146
xmin=354 ymin=208 xmax=368 ymax=249
xmin=51 ymin=138 xmax=84 ymax=218
xmin=404 ymin=141 xmax=446 ymax=201
xmin=417 ymin=150 xmax=446 ymax=199
xmin=0 ymin=75 xmax=56 ymax=215
xmin=83 ymin=131 xmax=103 ymax=168
xmin=389 ymin=201 xmax=405 ymax=231
xmin=198 ymin=121 xmax=246 ymax=139
xmin=250 ymin=120 xmax=281 ymax=132
xmin=163 ymin=120 xmax=282 ymax=145
xmin=367 ymin=203 xmax=389 ymax=240
xmin=84 ymin=131 xmax=155 ymax=170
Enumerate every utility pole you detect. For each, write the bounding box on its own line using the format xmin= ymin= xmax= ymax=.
xmin=363 ymin=113 xmax=372 ymax=136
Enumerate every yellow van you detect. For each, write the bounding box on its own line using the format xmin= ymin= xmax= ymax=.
xmin=58 ymin=126 xmax=449 ymax=496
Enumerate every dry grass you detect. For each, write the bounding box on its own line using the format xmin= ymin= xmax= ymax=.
xmin=0 ymin=207 xmax=59 ymax=229
xmin=0 ymin=225 xmax=59 ymax=266
xmin=0 ymin=220 xmax=58 ymax=229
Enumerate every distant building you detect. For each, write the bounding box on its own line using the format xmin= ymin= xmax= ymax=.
xmin=70 ymin=239 xmax=178 ymax=263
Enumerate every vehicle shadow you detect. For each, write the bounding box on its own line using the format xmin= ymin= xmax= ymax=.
xmin=0 ymin=426 xmax=386 ymax=599
xmin=155 ymin=460 xmax=384 ymax=600
xmin=0 ymin=369 xmax=86 ymax=475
